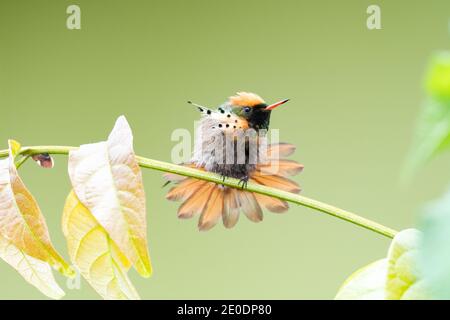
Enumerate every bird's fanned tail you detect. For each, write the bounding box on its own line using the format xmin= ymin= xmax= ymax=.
xmin=164 ymin=143 xmax=303 ymax=231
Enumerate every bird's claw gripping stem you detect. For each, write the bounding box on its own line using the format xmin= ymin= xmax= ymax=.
xmin=238 ymin=176 xmax=249 ymax=189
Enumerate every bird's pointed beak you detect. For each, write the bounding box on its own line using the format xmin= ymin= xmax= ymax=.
xmin=265 ymin=99 xmax=290 ymax=111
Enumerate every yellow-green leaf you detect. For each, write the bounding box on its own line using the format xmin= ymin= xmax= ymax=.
xmin=62 ymin=191 xmax=140 ymax=300
xmin=335 ymin=229 xmax=430 ymax=300
xmin=0 ymin=140 xmax=73 ymax=278
xmin=404 ymin=52 xmax=450 ymax=177
xmin=0 ymin=234 xmax=65 ymax=299
xmin=68 ymin=116 xmax=152 ymax=277
xmin=335 ymin=259 xmax=387 ymax=300
xmin=386 ymin=228 xmax=429 ymax=299
xmin=426 ymin=52 xmax=450 ymax=100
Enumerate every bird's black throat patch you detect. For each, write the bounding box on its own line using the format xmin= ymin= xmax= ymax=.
xmin=247 ymin=104 xmax=271 ymax=131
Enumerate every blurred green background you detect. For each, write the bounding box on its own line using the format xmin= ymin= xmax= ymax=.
xmin=1 ymin=0 xmax=449 ymax=299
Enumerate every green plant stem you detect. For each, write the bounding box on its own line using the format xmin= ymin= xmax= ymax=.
xmin=0 ymin=145 xmax=398 ymax=239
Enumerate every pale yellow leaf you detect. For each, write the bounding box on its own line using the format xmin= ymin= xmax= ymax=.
xmin=335 ymin=259 xmax=387 ymax=300
xmin=62 ymin=190 xmax=140 ymax=300
xmin=0 ymin=234 xmax=65 ymax=299
xmin=68 ymin=116 xmax=152 ymax=277
xmin=0 ymin=140 xmax=73 ymax=277
xmin=335 ymin=229 xmax=431 ymax=300
xmin=386 ymin=228 xmax=430 ymax=299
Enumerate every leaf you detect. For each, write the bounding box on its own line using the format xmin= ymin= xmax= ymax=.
xmin=405 ymin=52 xmax=450 ymax=175
xmin=407 ymin=98 xmax=450 ymax=169
xmin=426 ymin=51 xmax=450 ymax=100
xmin=0 ymin=140 xmax=73 ymax=277
xmin=335 ymin=259 xmax=387 ymax=300
xmin=420 ymin=186 xmax=450 ymax=299
xmin=67 ymin=116 xmax=152 ymax=277
xmin=0 ymin=234 xmax=65 ymax=299
xmin=335 ymin=229 xmax=430 ymax=300
xmin=385 ymin=228 xmax=429 ymax=299
xmin=62 ymin=191 xmax=140 ymax=300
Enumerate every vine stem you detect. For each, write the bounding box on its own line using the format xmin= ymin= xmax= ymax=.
xmin=0 ymin=145 xmax=398 ymax=239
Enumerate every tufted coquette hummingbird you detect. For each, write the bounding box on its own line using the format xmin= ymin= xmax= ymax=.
xmin=165 ymin=92 xmax=303 ymax=231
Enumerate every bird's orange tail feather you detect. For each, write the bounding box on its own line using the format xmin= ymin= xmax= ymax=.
xmin=165 ymin=143 xmax=303 ymax=230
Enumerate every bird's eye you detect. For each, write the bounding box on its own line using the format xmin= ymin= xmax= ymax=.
xmin=243 ymin=107 xmax=251 ymax=113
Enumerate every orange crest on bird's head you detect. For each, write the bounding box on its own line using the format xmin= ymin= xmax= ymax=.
xmin=228 ymin=92 xmax=266 ymax=107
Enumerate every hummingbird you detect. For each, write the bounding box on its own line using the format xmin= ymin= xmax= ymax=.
xmin=165 ymin=92 xmax=303 ymax=231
